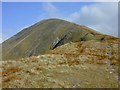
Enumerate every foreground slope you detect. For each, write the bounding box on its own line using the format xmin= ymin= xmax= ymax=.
xmin=2 ymin=40 xmax=119 ymax=88
xmin=2 ymin=19 xmax=117 ymax=60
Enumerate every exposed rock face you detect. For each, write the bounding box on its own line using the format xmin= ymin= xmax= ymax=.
xmin=1 ymin=40 xmax=119 ymax=88
xmin=2 ymin=19 xmax=118 ymax=60
xmin=52 ymin=32 xmax=72 ymax=49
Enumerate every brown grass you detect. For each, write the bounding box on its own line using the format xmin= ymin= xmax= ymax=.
xmin=3 ymin=75 xmax=21 ymax=83
xmin=58 ymin=60 xmax=80 ymax=66
xmin=111 ymin=60 xmax=118 ymax=65
xmin=29 ymin=56 xmax=37 ymax=62
xmin=67 ymin=60 xmax=80 ymax=66
xmin=96 ymin=61 xmax=105 ymax=65
xmin=58 ymin=61 xmax=67 ymax=65
xmin=76 ymin=42 xmax=85 ymax=53
xmin=3 ymin=67 xmax=21 ymax=76
xmin=0 ymin=71 xmax=2 ymax=77
xmin=64 ymin=52 xmax=79 ymax=58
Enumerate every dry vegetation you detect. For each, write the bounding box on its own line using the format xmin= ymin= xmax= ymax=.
xmin=1 ymin=40 xmax=119 ymax=88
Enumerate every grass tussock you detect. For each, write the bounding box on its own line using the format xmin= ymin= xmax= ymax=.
xmin=3 ymin=67 xmax=21 ymax=76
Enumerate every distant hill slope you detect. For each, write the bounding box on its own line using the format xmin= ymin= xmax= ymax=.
xmin=2 ymin=18 xmax=118 ymax=60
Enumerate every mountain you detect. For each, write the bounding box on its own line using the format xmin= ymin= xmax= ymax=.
xmin=1 ymin=18 xmax=119 ymax=88
xmin=2 ymin=18 xmax=118 ymax=60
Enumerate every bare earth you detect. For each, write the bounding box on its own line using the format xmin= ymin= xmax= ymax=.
xmin=1 ymin=40 xmax=119 ymax=88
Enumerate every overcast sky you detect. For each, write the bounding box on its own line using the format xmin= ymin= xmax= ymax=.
xmin=2 ymin=2 xmax=118 ymax=43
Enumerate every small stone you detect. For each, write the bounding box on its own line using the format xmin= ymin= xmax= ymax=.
xmin=110 ymin=72 xmax=112 ymax=74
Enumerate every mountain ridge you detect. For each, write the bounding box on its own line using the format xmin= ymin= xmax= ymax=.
xmin=1 ymin=18 xmax=119 ymax=88
xmin=2 ymin=18 xmax=118 ymax=60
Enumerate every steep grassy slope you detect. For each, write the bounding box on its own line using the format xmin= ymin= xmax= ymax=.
xmin=2 ymin=18 xmax=118 ymax=60
xmin=1 ymin=40 xmax=119 ymax=88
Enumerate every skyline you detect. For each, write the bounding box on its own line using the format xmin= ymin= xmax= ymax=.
xmin=2 ymin=2 xmax=118 ymax=43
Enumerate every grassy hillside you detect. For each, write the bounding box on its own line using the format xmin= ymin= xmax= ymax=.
xmin=2 ymin=18 xmax=118 ymax=60
xmin=1 ymin=40 xmax=119 ymax=88
xmin=1 ymin=18 xmax=119 ymax=88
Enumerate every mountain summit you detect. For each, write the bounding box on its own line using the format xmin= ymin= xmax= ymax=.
xmin=2 ymin=18 xmax=119 ymax=88
xmin=2 ymin=18 xmax=117 ymax=60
